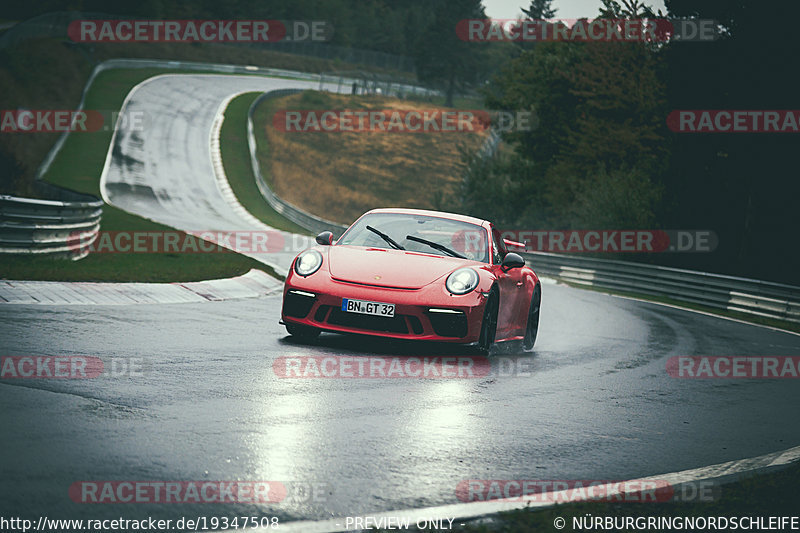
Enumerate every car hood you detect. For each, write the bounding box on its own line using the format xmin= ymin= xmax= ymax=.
xmin=327 ymin=246 xmax=476 ymax=289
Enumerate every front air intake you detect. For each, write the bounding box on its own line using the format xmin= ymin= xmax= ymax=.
xmin=283 ymin=290 xmax=316 ymax=318
xmin=427 ymin=309 xmax=468 ymax=338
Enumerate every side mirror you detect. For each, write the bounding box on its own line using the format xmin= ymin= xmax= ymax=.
xmin=501 ymin=252 xmax=525 ymax=271
xmin=315 ymin=231 xmax=334 ymax=245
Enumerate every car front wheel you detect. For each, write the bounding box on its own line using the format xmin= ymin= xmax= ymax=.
xmin=523 ymin=284 xmax=541 ymax=352
xmin=477 ymin=289 xmax=499 ymax=355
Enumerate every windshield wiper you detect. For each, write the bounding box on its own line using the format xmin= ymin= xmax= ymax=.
xmin=366 ymin=225 xmax=405 ymax=250
xmin=406 ymin=235 xmax=465 ymax=259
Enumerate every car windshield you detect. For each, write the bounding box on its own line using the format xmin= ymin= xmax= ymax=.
xmin=337 ymin=212 xmax=489 ymax=263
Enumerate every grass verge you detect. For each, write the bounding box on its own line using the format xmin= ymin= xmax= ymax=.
xmin=253 ymin=90 xmax=488 ymax=225
xmin=219 ymin=92 xmax=311 ymax=235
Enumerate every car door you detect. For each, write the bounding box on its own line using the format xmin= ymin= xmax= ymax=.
xmin=489 ymin=227 xmax=526 ymax=339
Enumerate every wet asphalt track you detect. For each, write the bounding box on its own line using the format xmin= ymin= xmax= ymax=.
xmin=101 ymin=74 xmax=346 ymax=276
xmin=2 ymin=282 xmax=800 ymax=525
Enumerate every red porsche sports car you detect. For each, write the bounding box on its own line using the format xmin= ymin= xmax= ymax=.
xmin=280 ymin=208 xmax=541 ymax=353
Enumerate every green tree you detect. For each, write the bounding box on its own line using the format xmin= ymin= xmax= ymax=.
xmin=598 ymin=0 xmax=660 ymax=18
xmin=521 ymin=0 xmax=556 ymax=20
xmin=660 ymin=0 xmax=800 ymax=281
xmin=470 ymin=0 xmax=669 ymax=230
xmin=413 ymin=0 xmax=488 ymax=106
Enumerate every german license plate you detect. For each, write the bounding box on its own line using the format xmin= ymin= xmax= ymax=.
xmin=341 ymin=298 xmax=395 ymax=317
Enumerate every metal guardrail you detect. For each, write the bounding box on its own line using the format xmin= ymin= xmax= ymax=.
xmin=247 ymin=89 xmax=349 ymax=236
xmin=0 ymin=184 xmax=102 ymax=260
xmin=318 ymin=71 xmax=440 ymax=100
xmin=523 ymin=251 xmax=800 ymax=324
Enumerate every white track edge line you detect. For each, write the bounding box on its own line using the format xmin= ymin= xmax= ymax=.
xmin=225 ymin=444 xmax=800 ymax=533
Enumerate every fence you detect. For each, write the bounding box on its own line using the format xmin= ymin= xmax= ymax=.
xmin=317 ymin=71 xmax=440 ymax=100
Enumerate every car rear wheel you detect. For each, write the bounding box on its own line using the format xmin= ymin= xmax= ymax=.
xmin=523 ymin=284 xmax=541 ymax=352
xmin=477 ymin=289 xmax=499 ymax=355
xmin=285 ymin=322 xmax=320 ymax=341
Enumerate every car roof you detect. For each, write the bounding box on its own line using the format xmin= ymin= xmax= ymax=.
xmin=363 ymin=208 xmax=490 ymax=228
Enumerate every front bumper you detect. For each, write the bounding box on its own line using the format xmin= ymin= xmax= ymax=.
xmin=281 ymin=276 xmax=487 ymax=343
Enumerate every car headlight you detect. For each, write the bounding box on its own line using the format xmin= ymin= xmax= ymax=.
xmin=294 ymin=250 xmax=323 ymax=276
xmin=446 ymin=267 xmax=479 ymax=295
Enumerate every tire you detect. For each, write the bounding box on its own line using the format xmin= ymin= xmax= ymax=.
xmin=285 ymin=322 xmax=320 ymax=341
xmin=477 ymin=289 xmax=499 ymax=355
xmin=523 ymin=284 xmax=541 ymax=352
